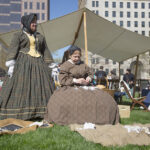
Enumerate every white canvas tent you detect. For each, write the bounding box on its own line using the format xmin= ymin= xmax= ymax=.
xmin=0 ymin=8 xmax=150 ymax=63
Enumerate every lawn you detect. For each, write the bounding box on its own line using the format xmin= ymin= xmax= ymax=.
xmin=0 ymin=96 xmax=150 ymax=150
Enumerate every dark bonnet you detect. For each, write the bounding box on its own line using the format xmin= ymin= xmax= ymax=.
xmin=68 ymin=45 xmax=81 ymax=55
xmin=21 ymin=14 xmax=37 ymax=34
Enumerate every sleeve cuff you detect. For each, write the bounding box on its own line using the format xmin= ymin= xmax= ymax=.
xmin=73 ymin=78 xmax=78 ymax=83
xmin=5 ymin=60 xmax=15 ymax=67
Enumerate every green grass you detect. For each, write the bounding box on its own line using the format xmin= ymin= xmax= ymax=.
xmin=0 ymin=96 xmax=150 ymax=150
xmin=1 ymin=124 xmax=150 ymax=150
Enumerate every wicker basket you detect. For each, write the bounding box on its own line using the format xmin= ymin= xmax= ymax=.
xmin=118 ymin=105 xmax=130 ymax=118
xmin=103 ymin=89 xmax=116 ymax=97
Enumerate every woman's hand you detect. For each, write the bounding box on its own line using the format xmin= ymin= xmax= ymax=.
xmin=86 ymin=76 xmax=91 ymax=84
xmin=75 ymin=78 xmax=88 ymax=85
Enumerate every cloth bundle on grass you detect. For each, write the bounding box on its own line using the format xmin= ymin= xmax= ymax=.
xmin=0 ymin=118 xmax=53 ymax=135
xmin=70 ymin=123 xmax=150 ymax=146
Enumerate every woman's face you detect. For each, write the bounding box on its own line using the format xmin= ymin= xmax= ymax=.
xmin=70 ymin=50 xmax=81 ymax=63
xmin=30 ymin=19 xmax=37 ymax=32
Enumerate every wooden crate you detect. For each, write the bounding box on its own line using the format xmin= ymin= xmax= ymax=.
xmin=118 ymin=105 xmax=130 ymax=118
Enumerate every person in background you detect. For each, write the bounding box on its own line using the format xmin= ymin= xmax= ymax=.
xmin=140 ymin=84 xmax=150 ymax=110
xmin=123 ymin=69 xmax=134 ymax=89
xmin=108 ymin=70 xmax=119 ymax=89
xmin=0 ymin=14 xmax=55 ymax=120
xmin=95 ymin=66 xmax=107 ymax=86
xmin=123 ymin=68 xmax=135 ymax=97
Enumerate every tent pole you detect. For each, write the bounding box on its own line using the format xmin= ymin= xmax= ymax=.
xmin=83 ymin=11 xmax=88 ymax=65
xmin=133 ymin=55 xmax=139 ymax=98
xmin=39 ymin=24 xmax=46 ymax=38
xmin=119 ymin=62 xmax=120 ymax=81
xmin=72 ymin=14 xmax=84 ymax=45
xmin=0 ymin=38 xmax=9 ymax=48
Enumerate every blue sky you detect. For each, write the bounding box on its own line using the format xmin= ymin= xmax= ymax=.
xmin=50 ymin=0 xmax=78 ymax=20
xmin=50 ymin=0 xmax=78 ymax=60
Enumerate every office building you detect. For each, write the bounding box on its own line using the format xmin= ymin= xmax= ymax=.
xmin=79 ymin=0 xmax=150 ymax=79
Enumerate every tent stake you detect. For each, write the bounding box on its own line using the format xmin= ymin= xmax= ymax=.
xmin=133 ymin=55 xmax=139 ymax=98
xmin=83 ymin=11 xmax=88 ymax=65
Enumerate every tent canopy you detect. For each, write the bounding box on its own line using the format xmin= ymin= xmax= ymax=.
xmin=0 ymin=8 xmax=150 ymax=62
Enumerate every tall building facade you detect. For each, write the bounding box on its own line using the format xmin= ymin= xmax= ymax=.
xmin=0 ymin=0 xmax=21 ymax=33
xmin=0 ymin=0 xmax=49 ymax=33
xmin=79 ymin=0 xmax=150 ymax=79
xmin=21 ymin=0 xmax=49 ymax=23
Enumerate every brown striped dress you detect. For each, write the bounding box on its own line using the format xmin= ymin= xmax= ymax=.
xmin=0 ymin=31 xmax=55 ymax=120
xmin=45 ymin=60 xmax=119 ymax=125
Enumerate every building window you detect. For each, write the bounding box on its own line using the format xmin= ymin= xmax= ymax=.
xmin=96 ymin=10 xmax=99 ymax=15
xmin=142 ymin=21 xmax=145 ymax=27
xmin=134 ymin=2 xmax=138 ymax=8
xmin=112 ymin=2 xmax=116 ymax=8
xmin=135 ymin=31 xmax=138 ymax=33
xmin=96 ymin=57 xmax=99 ymax=64
xmin=149 ymin=70 xmax=150 ymax=76
xmin=37 ymin=13 xmax=40 ymax=20
xmin=105 ymin=69 xmax=109 ymax=75
xmin=141 ymin=12 xmax=145 ymax=18
xmin=37 ymin=2 xmax=40 ymax=9
xmin=120 ymin=11 xmax=123 ymax=17
xmin=42 ymin=2 xmax=45 ymax=10
xmin=113 ymin=69 xmax=116 ymax=74
xmin=92 ymin=58 xmax=95 ymax=64
xmin=92 ymin=1 xmax=95 ymax=7
xmin=92 ymin=58 xmax=99 ymax=64
xmin=112 ymin=20 xmax=116 ymax=24
xmin=127 ymin=12 xmax=130 ymax=18
xmin=42 ymin=13 xmax=45 ymax=20
xmin=120 ymin=69 xmax=124 ymax=75
xmin=141 ymin=3 xmax=145 ymax=9
xmin=149 ymin=22 xmax=150 ymax=27
xmin=113 ymin=61 xmax=116 ymax=65
xmin=105 ymin=1 xmax=108 ymax=8
xmin=149 ymin=12 xmax=150 ymax=18
xmin=149 ymin=31 xmax=150 ymax=36
xmin=96 ymin=1 xmax=99 ymax=7
xmin=105 ymin=58 xmax=109 ymax=64
xmin=30 ymin=2 xmax=32 ymax=9
xmin=134 ymin=21 xmax=138 ymax=27
xmin=105 ymin=11 xmax=108 ymax=17
xmin=24 ymin=2 xmax=27 ymax=9
xmin=120 ymin=21 xmax=123 ymax=27
xmin=142 ymin=31 xmax=145 ymax=35
xmin=127 ymin=2 xmax=130 ymax=8
xmin=149 ymin=3 xmax=150 ymax=9
xmin=112 ymin=11 xmax=116 ymax=17
xmin=127 ymin=21 xmax=130 ymax=27
xmin=120 ymin=2 xmax=123 ymax=8
xmin=134 ymin=12 xmax=138 ymax=18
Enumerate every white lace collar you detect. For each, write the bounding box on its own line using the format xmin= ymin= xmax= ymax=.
xmin=68 ymin=59 xmax=74 ymax=64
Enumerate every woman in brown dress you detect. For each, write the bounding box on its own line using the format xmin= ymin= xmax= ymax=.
xmin=45 ymin=46 xmax=119 ymax=125
xmin=0 ymin=14 xmax=55 ymax=120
